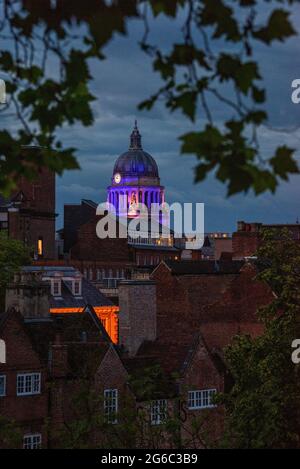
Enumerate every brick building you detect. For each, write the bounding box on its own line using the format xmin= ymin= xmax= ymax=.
xmin=0 ymin=302 xmax=119 ymax=448
xmin=0 ymin=308 xmax=48 ymax=448
xmin=111 ymin=261 xmax=273 ymax=446
xmin=233 ymin=220 xmax=300 ymax=259
xmin=0 ymin=256 xmax=274 ymax=448
xmin=0 ymin=154 xmax=56 ymax=260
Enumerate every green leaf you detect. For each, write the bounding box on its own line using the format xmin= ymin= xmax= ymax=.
xmin=217 ymin=55 xmax=260 ymax=93
xmin=200 ymin=0 xmax=241 ymax=42
xmin=170 ymin=91 xmax=197 ymax=121
xmin=253 ymin=10 xmax=296 ymax=44
xmin=252 ymin=86 xmax=266 ymax=104
xmin=149 ymin=0 xmax=185 ymax=17
xmin=245 ymin=110 xmax=267 ymax=125
xmin=270 ymin=146 xmax=299 ymax=180
xmin=180 ymin=125 xmax=223 ymax=158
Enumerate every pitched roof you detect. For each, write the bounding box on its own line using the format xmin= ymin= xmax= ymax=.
xmin=50 ymin=278 xmax=113 ymax=309
xmin=22 ymin=266 xmax=113 ymax=308
xmin=122 ymin=332 xmax=225 ymax=400
xmin=24 ymin=306 xmax=111 ymax=368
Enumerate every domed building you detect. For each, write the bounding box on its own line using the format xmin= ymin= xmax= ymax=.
xmin=107 ymin=122 xmax=165 ymax=218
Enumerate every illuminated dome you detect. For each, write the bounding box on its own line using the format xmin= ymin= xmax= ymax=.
xmin=113 ymin=122 xmax=159 ymax=179
xmin=107 ymin=121 xmax=165 ymax=218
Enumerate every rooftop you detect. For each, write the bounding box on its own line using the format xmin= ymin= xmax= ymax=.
xmin=162 ymin=259 xmax=245 ymax=275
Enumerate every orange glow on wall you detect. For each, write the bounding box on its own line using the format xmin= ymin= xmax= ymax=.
xmin=50 ymin=305 xmax=119 ymax=344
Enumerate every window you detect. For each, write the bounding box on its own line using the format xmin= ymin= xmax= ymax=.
xmin=102 ymin=278 xmax=118 ymax=288
xmin=150 ymin=399 xmax=167 ymax=425
xmin=23 ymin=434 xmax=42 ymax=449
xmin=37 ymin=237 xmax=43 ymax=256
xmin=17 ymin=373 xmax=41 ymax=396
xmin=0 ymin=213 xmax=8 ymax=227
xmin=73 ymin=280 xmax=81 ymax=296
xmin=0 ymin=375 xmax=6 ymax=397
xmin=51 ymin=280 xmax=61 ymax=297
xmin=188 ymin=389 xmax=216 ymax=409
xmin=104 ymin=389 xmax=118 ymax=424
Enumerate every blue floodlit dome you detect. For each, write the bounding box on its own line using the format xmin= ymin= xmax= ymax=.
xmin=113 ymin=122 xmax=159 ymax=179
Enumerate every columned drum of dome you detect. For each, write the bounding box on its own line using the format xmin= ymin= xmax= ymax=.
xmin=107 ymin=122 xmax=166 ymax=219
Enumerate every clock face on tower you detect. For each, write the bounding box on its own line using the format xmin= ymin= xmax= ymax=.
xmin=114 ymin=173 xmax=121 ymax=184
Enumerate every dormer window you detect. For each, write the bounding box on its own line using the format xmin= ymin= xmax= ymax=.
xmin=51 ymin=279 xmax=61 ymax=297
xmin=72 ymin=279 xmax=82 ymax=296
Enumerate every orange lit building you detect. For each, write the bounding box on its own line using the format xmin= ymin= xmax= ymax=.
xmin=19 ymin=266 xmax=119 ymax=344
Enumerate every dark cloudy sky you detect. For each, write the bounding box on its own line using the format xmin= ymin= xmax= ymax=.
xmin=3 ymin=4 xmax=300 ymax=232
xmin=56 ymin=4 xmax=300 ymax=232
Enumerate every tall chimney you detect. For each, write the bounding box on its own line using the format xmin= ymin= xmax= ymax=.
xmin=5 ymin=271 xmax=50 ymax=319
xmin=118 ymin=280 xmax=156 ymax=357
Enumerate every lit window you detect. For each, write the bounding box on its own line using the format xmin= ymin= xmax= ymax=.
xmin=23 ymin=434 xmax=42 ymax=449
xmin=37 ymin=237 xmax=43 ymax=256
xmin=104 ymin=389 xmax=118 ymax=424
xmin=150 ymin=399 xmax=167 ymax=425
xmin=188 ymin=389 xmax=216 ymax=409
xmin=17 ymin=373 xmax=41 ymax=396
xmin=0 ymin=375 xmax=6 ymax=397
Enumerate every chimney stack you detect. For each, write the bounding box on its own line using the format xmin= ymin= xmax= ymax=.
xmin=5 ymin=270 xmax=50 ymax=320
xmin=118 ymin=280 xmax=156 ymax=357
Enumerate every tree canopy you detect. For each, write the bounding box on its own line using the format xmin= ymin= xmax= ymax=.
xmin=0 ymin=231 xmax=31 ymax=310
xmin=219 ymin=229 xmax=300 ymax=448
xmin=0 ymin=0 xmax=299 ymax=196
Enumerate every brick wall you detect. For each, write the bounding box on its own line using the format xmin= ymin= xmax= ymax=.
xmin=151 ymin=262 xmax=272 ymax=350
xmin=64 ymin=202 xmax=96 ymax=253
xmin=119 ymin=280 xmax=157 ymax=356
xmin=71 ymin=215 xmax=133 ymax=262
xmin=232 ymin=231 xmax=260 ymax=259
